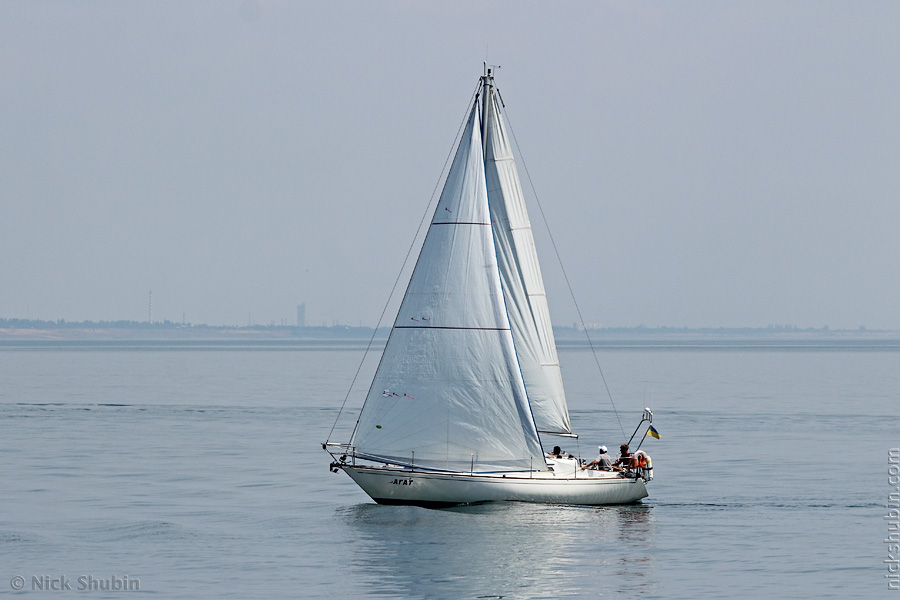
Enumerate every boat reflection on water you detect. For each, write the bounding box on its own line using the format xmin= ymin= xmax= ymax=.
xmin=338 ymin=501 xmax=656 ymax=599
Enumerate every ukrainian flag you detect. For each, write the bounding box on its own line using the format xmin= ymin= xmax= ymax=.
xmin=647 ymin=425 xmax=661 ymax=439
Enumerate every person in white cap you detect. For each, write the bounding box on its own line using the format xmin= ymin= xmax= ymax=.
xmin=581 ymin=445 xmax=614 ymax=471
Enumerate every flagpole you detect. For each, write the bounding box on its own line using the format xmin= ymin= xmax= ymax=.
xmin=635 ymin=429 xmax=651 ymax=453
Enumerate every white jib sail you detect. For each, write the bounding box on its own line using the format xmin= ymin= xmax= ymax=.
xmin=352 ymin=101 xmax=545 ymax=472
xmin=483 ymin=88 xmax=572 ymax=435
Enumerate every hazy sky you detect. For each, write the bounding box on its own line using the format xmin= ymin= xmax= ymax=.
xmin=2 ymin=1 xmax=898 ymax=329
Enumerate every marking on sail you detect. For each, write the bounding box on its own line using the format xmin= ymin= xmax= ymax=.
xmin=382 ymin=390 xmax=414 ymax=400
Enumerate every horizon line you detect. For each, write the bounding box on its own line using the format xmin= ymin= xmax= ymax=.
xmin=0 ymin=317 xmax=893 ymax=334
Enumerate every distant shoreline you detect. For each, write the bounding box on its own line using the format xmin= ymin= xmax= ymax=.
xmin=1 ymin=323 xmax=898 ymax=350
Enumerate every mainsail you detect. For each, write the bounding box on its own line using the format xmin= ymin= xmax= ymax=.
xmin=482 ymin=82 xmax=572 ymax=435
xmin=352 ymin=101 xmax=545 ymax=472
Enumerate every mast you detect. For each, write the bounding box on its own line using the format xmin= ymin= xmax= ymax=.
xmin=481 ymin=68 xmax=493 ymax=158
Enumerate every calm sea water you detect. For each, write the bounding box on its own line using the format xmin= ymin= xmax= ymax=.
xmin=1 ymin=342 xmax=897 ymax=598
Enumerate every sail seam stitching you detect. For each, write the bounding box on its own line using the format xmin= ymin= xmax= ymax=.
xmin=395 ymin=326 xmax=510 ymax=331
xmin=431 ymin=222 xmax=491 ymax=226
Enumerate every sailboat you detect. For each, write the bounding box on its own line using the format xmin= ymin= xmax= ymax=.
xmin=324 ymin=68 xmax=653 ymax=507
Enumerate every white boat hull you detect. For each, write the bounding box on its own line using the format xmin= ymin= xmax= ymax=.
xmin=340 ymin=463 xmax=648 ymax=507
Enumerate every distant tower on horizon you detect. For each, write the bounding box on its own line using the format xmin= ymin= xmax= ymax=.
xmin=148 ymin=291 xmax=153 ymax=324
xmin=297 ymin=303 xmax=306 ymax=328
